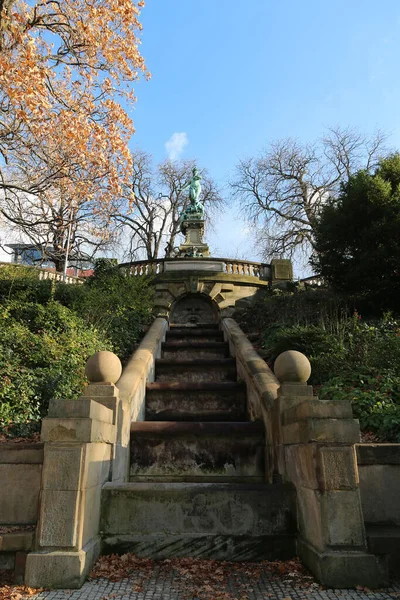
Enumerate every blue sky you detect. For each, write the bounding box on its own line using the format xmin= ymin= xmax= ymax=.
xmin=129 ymin=0 xmax=400 ymax=274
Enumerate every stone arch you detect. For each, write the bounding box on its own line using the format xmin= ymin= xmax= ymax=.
xmin=170 ymin=293 xmax=219 ymax=325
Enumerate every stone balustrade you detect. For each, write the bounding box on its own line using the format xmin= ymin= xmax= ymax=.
xmin=37 ymin=269 xmax=83 ymax=285
xmin=120 ymin=257 xmax=272 ymax=280
xmin=0 ymin=261 xmax=84 ymax=284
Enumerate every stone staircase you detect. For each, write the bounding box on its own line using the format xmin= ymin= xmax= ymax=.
xmin=101 ymin=324 xmax=297 ymax=560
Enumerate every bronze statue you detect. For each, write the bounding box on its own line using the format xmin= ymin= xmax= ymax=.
xmin=179 ymin=167 xmax=204 ymax=217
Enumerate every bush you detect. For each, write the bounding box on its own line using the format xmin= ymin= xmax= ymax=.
xmin=319 ymin=371 xmax=400 ymax=442
xmin=0 ymin=264 xmax=53 ymax=303
xmin=0 ymin=300 xmax=112 ymax=428
xmin=54 ymin=260 xmax=154 ymax=361
xmin=235 ymin=287 xmax=400 ymax=441
xmin=263 ymin=324 xmax=345 ymax=385
xmin=0 ymin=262 xmax=154 ymax=433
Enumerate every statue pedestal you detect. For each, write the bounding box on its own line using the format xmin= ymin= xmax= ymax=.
xmin=178 ymin=218 xmax=210 ymax=257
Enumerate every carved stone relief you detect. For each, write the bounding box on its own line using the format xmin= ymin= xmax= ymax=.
xmin=170 ymin=294 xmax=218 ymax=325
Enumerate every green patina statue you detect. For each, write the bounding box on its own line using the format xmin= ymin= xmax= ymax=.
xmin=179 ymin=167 xmax=204 ymax=224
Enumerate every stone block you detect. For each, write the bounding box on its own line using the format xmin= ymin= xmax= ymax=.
xmin=282 ymin=418 xmax=360 ymax=444
xmin=283 ymin=399 xmax=353 ymax=424
xmin=0 ymin=464 xmax=42 ymax=524
xmin=165 ymin=260 xmax=224 ymax=272
xmin=0 ymin=552 xmax=15 ymax=570
xmin=80 ymin=485 xmax=102 ymax=548
xmin=279 ymin=395 xmax=313 ymax=412
xmin=280 ymin=382 xmax=313 ymax=397
xmin=82 ymin=383 xmax=119 ymax=398
xmin=41 ymin=418 xmax=116 ymax=443
xmin=38 ymin=489 xmax=80 ymax=547
xmin=0 ymin=443 xmax=43 ymax=464
xmin=47 ymin=398 xmax=113 ymax=424
xmin=92 ymin=396 xmax=119 ymax=424
xmin=357 ymin=443 xmax=400 ymax=465
xmin=0 ymin=531 xmax=34 ymax=552
xmin=84 ymin=443 xmax=112 ymax=488
xmin=317 ymin=446 xmax=358 ymax=491
xmin=42 ymin=442 xmax=111 ymax=491
xmin=358 ymin=464 xmax=400 ymax=525
xmin=25 ymin=536 xmax=101 ymax=588
xmin=297 ymin=537 xmax=389 ymax=588
xmin=284 ymin=445 xmax=318 ymax=489
xmin=101 ymin=482 xmax=296 ymax=538
xmin=271 ymin=258 xmax=293 ymax=281
xmin=14 ymin=551 xmax=27 ymax=584
xmin=112 ymin=444 xmax=130 ymax=482
xmin=321 ymin=490 xmax=366 ymax=547
xmin=296 ymin=487 xmax=324 ymax=551
xmin=42 ymin=445 xmax=83 ymax=490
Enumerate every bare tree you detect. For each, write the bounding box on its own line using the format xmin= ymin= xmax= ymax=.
xmin=114 ymin=151 xmax=223 ymax=260
xmin=0 ymin=185 xmax=118 ymax=272
xmin=231 ymin=127 xmax=387 ymax=259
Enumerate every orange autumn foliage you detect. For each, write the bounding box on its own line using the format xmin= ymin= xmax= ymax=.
xmin=0 ymin=0 xmax=149 ymax=210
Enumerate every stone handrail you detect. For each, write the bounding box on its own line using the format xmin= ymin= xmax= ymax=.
xmin=221 ymin=317 xmax=280 ymax=482
xmin=119 ymin=257 xmax=272 ymax=279
xmin=117 ymin=317 xmax=168 ymax=422
xmin=113 ymin=317 xmax=168 ymax=481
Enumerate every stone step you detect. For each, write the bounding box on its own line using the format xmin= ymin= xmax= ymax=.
xmin=145 ymin=382 xmax=246 ymax=422
xmin=166 ymin=329 xmax=224 ymax=343
xmin=130 ymin=421 xmax=264 ymax=482
xmin=101 ymin=481 xmax=297 ymax=561
xmin=170 ymin=323 xmax=219 ymax=330
xmin=162 ymin=341 xmax=230 ymax=360
xmin=155 ymin=358 xmax=236 ymax=383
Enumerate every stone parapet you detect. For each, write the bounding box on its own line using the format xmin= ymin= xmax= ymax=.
xmin=0 ymin=443 xmax=43 ymax=526
xmin=273 ymin=350 xmax=389 ymax=588
xmin=221 ymin=317 xmax=280 ymax=483
xmin=357 ymin=443 xmax=400 ymax=527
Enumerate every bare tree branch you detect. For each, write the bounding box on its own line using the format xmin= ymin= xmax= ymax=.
xmin=231 ymin=126 xmax=388 ymax=259
xmin=113 ymin=151 xmax=224 ymax=260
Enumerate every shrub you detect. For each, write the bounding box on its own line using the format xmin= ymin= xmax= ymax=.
xmin=319 ymin=371 xmax=400 ymax=442
xmin=55 ymin=261 xmax=154 ymax=361
xmin=235 ymin=287 xmax=400 ymax=441
xmin=0 ymin=264 xmax=53 ymax=303
xmin=0 ymin=262 xmax=154 ymax=433
xmin=0 ymin=300 xmax=112 ymax=428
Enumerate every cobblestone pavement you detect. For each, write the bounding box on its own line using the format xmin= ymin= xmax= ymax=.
xmin=31 ymin=572 xmax=400 ymax=600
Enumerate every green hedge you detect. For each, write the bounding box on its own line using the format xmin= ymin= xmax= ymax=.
xmin=0 ymin=300 xmax=112 ymax=428
xmin=0 ymin=262 xmax=154 ymax=436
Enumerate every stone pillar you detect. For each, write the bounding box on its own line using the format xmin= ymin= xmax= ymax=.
xmin=25 ymin=351 xmax=121 ymax=589
xmin=271 ymin=258 xmax=293 ymax=283
xmin=274 ymin=350 xmax=388 ymax=588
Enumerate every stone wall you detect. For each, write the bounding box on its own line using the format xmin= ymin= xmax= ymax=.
xmin=0 ymin=442 xmax=43 ymax=581
xmin=357 ymin=444 xmax=400 ymax=525
xmin=0 ymin=443 xmax=43 ymax=525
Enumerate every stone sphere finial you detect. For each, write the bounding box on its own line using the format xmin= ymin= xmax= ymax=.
xmin=85 ymin=351 xmax=122 ymax=384
xmin=274 ymin=350 xmax=311 ymax=383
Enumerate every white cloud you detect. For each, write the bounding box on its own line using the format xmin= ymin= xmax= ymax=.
xmin=165 ymin=132 xmax=188 ymax=160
